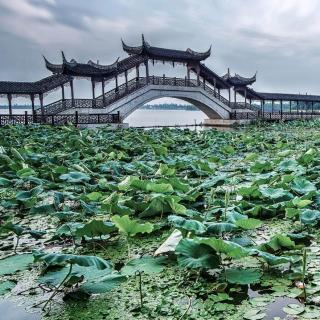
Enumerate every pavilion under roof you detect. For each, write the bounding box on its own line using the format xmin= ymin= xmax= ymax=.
xmin=0 ymin=74 xmax=71 ymax=96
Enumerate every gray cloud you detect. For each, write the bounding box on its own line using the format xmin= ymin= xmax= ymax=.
xmin=1 ymin=0 xmax=320 ymax=98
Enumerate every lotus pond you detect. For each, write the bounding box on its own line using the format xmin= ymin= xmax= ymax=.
xmin=2 ymin=122 xmax=320 ymax=319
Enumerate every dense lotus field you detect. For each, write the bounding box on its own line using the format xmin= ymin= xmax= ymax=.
xmin=2 ymin=122 xmax=320 ymax=319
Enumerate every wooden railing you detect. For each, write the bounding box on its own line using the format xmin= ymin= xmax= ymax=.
xmin=230 ymin=111 xmax=320 ymax=121
xmin=39 ymin=76 xmax=239 ymax=116
xmin=0 ymin=111 xmax=120 ymax=127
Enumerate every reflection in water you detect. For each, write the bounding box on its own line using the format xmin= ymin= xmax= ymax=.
xmin=0 ymin=299 xmax=40 ymax=320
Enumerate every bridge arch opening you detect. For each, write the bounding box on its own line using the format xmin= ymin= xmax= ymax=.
xmin=125 ymin=97 xmax=208 ymax=127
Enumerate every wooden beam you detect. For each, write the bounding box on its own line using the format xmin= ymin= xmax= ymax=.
xmin=125 ymin=70 xmax=128 ymax=88
xmin=91 ymin=80 xmax=95 ymax=99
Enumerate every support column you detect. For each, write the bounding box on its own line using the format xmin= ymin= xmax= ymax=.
xmin=272 ymin=100 xmax=274 ymax=113
xmin=91 ymin=80 xmax=96 ymax=108
xmin=70 ymin=80 xmax=75 ymax=108
xmin=234 ymin=89 xmax=237 ymax=104
xmin=197 ymin=69 xmax=200 ymax=86
xmin=312 ymin=101 xmax=314 ymax=113
xmin=125 ymin=70 xmax=128 ymax=89
xmin=39 ymin=93 xmax=44 ymax=118
xmin=115 ymin=75 xmax=119 ymax=92
xmin=244 ymin=88 xmax=247 ymax=106
xmin=61 ymin=84 xmax=65 ymax=100
xmin=30 ymin=94 xmax=35 ymax=116
xmin=136 ymin=65 xmax=140 ymax=81
xmin=91 ymin=80 xmax=95 ymax=99
xmin=289 ymin=100 xmax=292 ymax=113
xmin=228 ymin=88 xmax=231 ymax=106
xmin=280 ymin=100 xmax=283 ymax=118
xmin=7 ymin=94 xmax=12 ymax=117
xmin=102 ymin=80 xmax=105 ymax=107
xmin=145 ymin=60 xmax=149 ymax=83
xmin=213 ymin=79 xmax=216 ymax=94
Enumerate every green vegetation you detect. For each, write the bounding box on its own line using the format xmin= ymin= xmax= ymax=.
xmin=1 ymin=121 xmax=320 ymax=318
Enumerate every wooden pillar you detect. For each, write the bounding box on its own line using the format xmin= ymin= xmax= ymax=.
xmin=260 ymin=100 xmax=263 ymax=113
xmin=312 ymin=101 xmax=314 ymax=113
xmin=249 ymin=99 xmax=252 ymax=107
xmin=213 ymin=79 xmax=216 ymax=94
xmin=102 ymin=80 xmax=105 ymax=106
xmin=7 ymin=94 xmax=12 ymax=117
xmin=136 ymin=65 xmax=140 ymax=80
xmin=280 ymin=100 xmax=283 ymax=113
xmin=91 ymin=80 xmax=95 ymax=99
xmin=70 ymin=80 xmax=74 ymax=108
xmin=115 ymin=75 xmax=119 ymax=92
xmin=61 ymin=84 xmax=65 ymax=100
xmin=244 ymin=88 xmax=247 ymax=106
xmin=187 ymin=68 xmax=190 ymax=81
xmin=234 ymin=89 xmax=237 ymax=104
xmin=289 ymin=100 xmax=292 ymax=113
xmin=125 ymin=70 xmax=128 ymax=88
xmin=228 ymin=88 xmax=231 ymax=105
xmin=197 ymin=69 xmax=200 ymax=86
xmin=39 ymin=93 xmax=44 ymax=117
xmin=272 ymin=100 xmax=274 ymax=113
xmin=30 ymin=94 xmax=35 ymax=115
xmin=145 ymin=60 xmax=149 ymax=83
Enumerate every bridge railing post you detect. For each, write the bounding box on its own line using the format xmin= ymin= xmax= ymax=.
xmin=75 ymin=111 xmax=78 ymax=127
xmin=24 ymin=111 xmax=28 ymax=126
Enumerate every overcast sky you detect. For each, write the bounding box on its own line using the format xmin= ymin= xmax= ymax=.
xmin=1 ymin=0 xmax=320 ymax=96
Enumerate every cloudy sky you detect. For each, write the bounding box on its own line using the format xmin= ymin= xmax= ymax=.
xmin=1 ymin=0 xmax=320 ymax=96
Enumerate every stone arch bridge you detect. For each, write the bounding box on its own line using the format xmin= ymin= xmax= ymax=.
xmin=1 ymin=35 xmax=320 ymax=126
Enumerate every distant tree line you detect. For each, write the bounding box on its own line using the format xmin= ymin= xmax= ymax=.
xmin=140 ymin=103 xmax=197 ymax=111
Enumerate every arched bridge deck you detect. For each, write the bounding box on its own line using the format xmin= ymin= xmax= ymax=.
xmin=39 ymin=76 xmax=253 ymax=121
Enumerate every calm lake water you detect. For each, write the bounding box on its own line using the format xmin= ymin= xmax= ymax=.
xmin=126 ymin=109 xmax=207 ymax=127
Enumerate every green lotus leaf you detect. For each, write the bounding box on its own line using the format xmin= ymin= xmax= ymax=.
xmin=206 ymin=222 xmax=236 ymax=235
xmin=225 ymin=268 xmax=261 ymax=285
xmin=168 ymin=215 xmax=206 ymax=235
xmin=59 ymin=171 xmax=90 ymax=183
xmin=0 ymin=280 xmax=15 ymax=295
xmin=0 ymin=177 xmax=11 ymax=187
xmin=33 ymin=251 xmax=112 ymax=270
xmin=291 ymin=177 xmax=316 ymax=194
xmin=235 ymin=218 xmax=262 ymax=230
xmin=195 ymin=237 xmax=249 ymax=259
xmin=121 ymin=256 xmax=167 ymax=276
xmin=175 ymin=238 xmax=220 ymax=269
xmin=75 ymin=220 xmax=116 ymax=238
xmin=259 ymin=186 xmax=293 ymax=201
xmin=80 ymin=274 xmax=126 ymax=294
xmin=0 ymin=254 xmax=34 ymax=276
xmin=2 ymin=222 xmax=24 ymax=236
xmin=111 ymin=215 xmax=154 ymax=237
xmin=300 ymin=209 xmax=320 ymax=225
xmin=155 ymin=163 xmax=176 ymax=176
